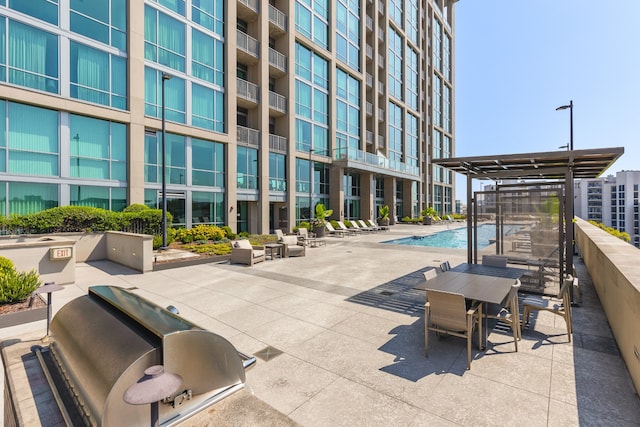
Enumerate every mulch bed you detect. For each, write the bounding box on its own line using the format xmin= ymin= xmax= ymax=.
xmin=0 ymin=296 xmax=47 ymax=315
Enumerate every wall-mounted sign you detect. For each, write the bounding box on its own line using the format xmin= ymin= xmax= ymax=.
xmin=50 ymin=246 xmax=73 ymax=260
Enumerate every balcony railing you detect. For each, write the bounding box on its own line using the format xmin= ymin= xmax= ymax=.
xmin=269 ymin=134 xmax=288 ymax=153
xmin=268 ymin=5 xmax=287 ymax=32
xmin=378 ymin=0 xmax=385 ymax=15
xmin=378 ymin=54 xmax=384 ymax=68
xmin=377 ymin=81 xmax=385 ymax=95
xmin=377 ymin=108 xmax=384 ymax=122
xmin=366 ymin=44 xmax=373 ymax=59
xmin=377 ymin=135 xmax=385 ymax=149
xmin=366 ymin=131 xmax=374 ymax=144
xmin=269 ymin=91 xmax=287 ymax=113
xmin=378 ymin=29 xmax=385 ymax=43
xmin=268 ymin=48 xmax=287 ymax=73
xmin=237 ymin=78 xmax=259 ymax=103
xmin=334 ymin=147 xmax=419 ymax=176
xmin=366 ymin=16 xmax=373 ymax=31
xmin=238 ymin=0 xmax=258 ymax=13
xmin=366 ymin=102 xmax=373 ymax=116
xmin=366 ymin=73 xmax=373 ymax=87
xmin=236 ymin=30 xmax=259 ymax=58
xmin=237 ymin=125 xmax=260 ymax=147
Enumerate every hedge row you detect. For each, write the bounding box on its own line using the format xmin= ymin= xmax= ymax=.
xmin=0 ymin=205 xmax=172 ymax=236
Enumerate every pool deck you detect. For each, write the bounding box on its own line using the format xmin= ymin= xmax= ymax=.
xmin=2 ymin=223 xmax=639 ymax=426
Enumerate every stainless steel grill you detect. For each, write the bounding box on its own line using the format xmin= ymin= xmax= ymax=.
xmin=36 ymin=285 xmax=255 ymax=426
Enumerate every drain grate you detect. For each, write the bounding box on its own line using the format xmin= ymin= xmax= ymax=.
xmin=380 ymin=291 xmax=394 ymax=296
xmin=254 ymin=346 xmax=283 ymax=362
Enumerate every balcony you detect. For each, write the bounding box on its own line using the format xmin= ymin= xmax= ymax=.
xmin=236 ymin=78 xmax=259 ymax=105
xmin=236 ymin=125 xmax=260 ymax=147
xmin=377 ymin=28 xmax=385 ymax=43
xmin=377 ymin=81 xmax=385 ymax=96
xmin=378 ymin=54 xmax=385 ymax=68
xmin=366 ymin=73 xmax=373 ymax=88
xmin=366 ymin=102 xmax=373 ymax=116
xmin=268 ymin=5 xmax=287 ymax=35
xmin=269 ymin=134 xmax=288 ymax=153
xmin=377 ymin=134 xmax=385 ymax=149
xmin=366 ymin=44 xmax=374 ymax=60
xmin=268 ymin=48 xmax=287 ymax=75
xmin=236 ymin=30 xmax=259 ymax=62
xmin=366 ymin=15 xmax=373 ymax=32
xmin=366 ymin=130 xmax=374 ymax=144
xmin=237 ymin=0 xmax=258 ymax=18
xmin=377 ymin=107 xmax=384 ymax=122
xmin=378 ymin=0 xmax=385 ymax=15
xmin=268 ymin=91 xmax=287 ymax=115
xmin=333 ymin=146 xmax=419 ymax=179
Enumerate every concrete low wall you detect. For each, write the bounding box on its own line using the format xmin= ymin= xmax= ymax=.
xmin=0 ymin=231 xmax=153 ymax=281
xmin=0 ymin=236 xmax=76 ymax=284
xmin=574 ymin=218 xmax=640 ymax=394
xmin=105 ymin=231 xmax=153 ymax=272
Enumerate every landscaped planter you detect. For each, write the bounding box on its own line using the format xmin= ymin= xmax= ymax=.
xmin=0 ymin=295 xmax=47 ymax=329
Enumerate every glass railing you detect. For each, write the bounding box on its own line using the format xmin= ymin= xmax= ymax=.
xmin=333 ymin=147 xmax=419 ymax=176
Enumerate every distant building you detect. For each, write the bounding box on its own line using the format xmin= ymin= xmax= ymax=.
xmin=574 ymin=171 xmax=640 ymax=248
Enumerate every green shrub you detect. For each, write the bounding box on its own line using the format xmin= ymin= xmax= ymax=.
xmin=0 ymin=256 xmax=15 ymax=274
xmin=588 ymin=220 xmax=631 ymax=242
xmin=220 ymin=225 xmax=234 ymax=239
xmin=182 ymin=242 xmax=232 ymax=256
xmin=0 ymin=264 xmax=41 ymax=304
xmin=123 ymin=204 xmax=150 ymax=213
xmin=174 ymin=225 xmax=225 ymax=243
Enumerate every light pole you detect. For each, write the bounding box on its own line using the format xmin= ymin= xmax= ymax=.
xmin=309 ymin=148 xmax=314 ymax=222
xmin=161 ymin=72 xmax=172 ymax=250
xmin=556 ymin=100 xmax=573 ymax=150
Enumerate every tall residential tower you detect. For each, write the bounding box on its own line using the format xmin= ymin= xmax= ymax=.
xmin=0 ymin=0 xmax=457 ymax=233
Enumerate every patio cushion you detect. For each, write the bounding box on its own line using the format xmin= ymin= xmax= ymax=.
xmin=253 ymin=250 xmax=265 ymax=258
xmin=281 ymin=236 xmax=298 ymax=245
xmin=233 ymin=240 xmax=252 ymax=249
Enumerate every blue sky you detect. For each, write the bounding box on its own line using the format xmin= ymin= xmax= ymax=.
xmin=453 ymin=1 xmax=640 ymax=199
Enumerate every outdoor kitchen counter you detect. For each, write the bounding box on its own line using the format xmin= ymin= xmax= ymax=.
xmin=2 ymin=333 xmax=298 ymax=427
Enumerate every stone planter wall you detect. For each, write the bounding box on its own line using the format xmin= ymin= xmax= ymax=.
xmin=0 ymin=236 xmax=76 ymax=284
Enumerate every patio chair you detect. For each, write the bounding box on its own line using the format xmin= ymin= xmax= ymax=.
xmin=522 ymin=275 xmax=574 ymax=342
xmin=424 ymin=289 xmax=482 ymax=370
xmin=423 ymin=268 xmax=438 ymax=281
xmin=336 ymin=221 xmax=360 ymax=235
xmin=349 ymin=221 xmax=370 ymax=234
xmin=485 ymin=279 xmax=521 ymax=351
xmin=275 ymin=229 xmax=285 ymax=242
xmin=358 ymin=220 xmax=379 ymax=232
xmin=280 ymin=235 xmax=306 ymax=257
xmin=297 ymin=227 xmax=313 ymax=245
xmin=482 ymin=255 xmax=508 ymax=268
xmin=230 ymin=239 xmax=266 ymax=266
xmin=326 ymin=222 xmax=349 ymax=237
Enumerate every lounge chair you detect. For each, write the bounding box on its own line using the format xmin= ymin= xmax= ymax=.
xmin=230 ymin=240 xmax=266 ymax=266
xmin=326 ymin=222 xmax=349 ymax=237
xmin=358 ymin=220 xmax=379 ymax=232
xmin=367 ymin=219 xmax=388 ymax=231
xmin=336 ymin=221 xmax=359 ymax=235
xmin=297 ymin=227 xmax=313 ymax=246
xmin=280 ymin=235 xmax=306 ymax=257
xmin=349 ymin=221 xmax=370 ymax=234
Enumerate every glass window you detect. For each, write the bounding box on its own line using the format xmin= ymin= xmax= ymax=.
xmin=192 ymin=29 xmax=224 ymax=86
xmin=9 ymin=0 xmax=58 ymax=25
xmin=9 ymin=182 xmax=57 ymax=215
xmin=192 ymin=191 xmax=225 ymax=225
xmin=237 ymin=146 xmax=258 ymax=190
xmin=70 ymin=41 xmax=127 ymax=109
xmin=295 ymin=0 xmax=328 ymax=49
xmin=144 ymin=67 xmax=186 ymax=123
xmin=144 ymin=131 xmax=186 ymax=184
xmin=150 ymin=0 xmax=185 ymax=16
xmin=7 ymin=102 xmax=58 ymax=176
xmin=388 ymin=28 xmax=403 ymax=101
xmin=0 ymin=19 xmax=5 ymax=82
xmin=192 ymin=0 xmax=224 ymax=36
xmin=144 ymin=6 xmax=185 ymax=72
xmin=0 ymin=101 xmax=5 ymax=173
xmin=70 ymin=0 xmax=127 ymax=50
xmin=192 ymin=137 xmax=224 ymax=187
xmin=192 ymin=83 xmax=224 ymax=132
xmin=8 ymin=21 xmax=58 ymax=94
xmin=70 ymin=185 xmax=126 ymax=211
xmin=70 ymin=115 xmax=127 ymax=181
xmin=269 ymin=152 xmax=286 ymax=191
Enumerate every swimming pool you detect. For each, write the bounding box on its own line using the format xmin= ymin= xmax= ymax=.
xmin=383 ymin=224 xmax=523 ymax=249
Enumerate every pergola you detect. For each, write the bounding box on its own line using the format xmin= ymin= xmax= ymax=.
xmin=434 ymin=147 xmax=624 ymax=295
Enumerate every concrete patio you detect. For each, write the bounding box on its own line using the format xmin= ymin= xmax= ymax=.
xmin=2 ymin=223 xmax=639 ymax=426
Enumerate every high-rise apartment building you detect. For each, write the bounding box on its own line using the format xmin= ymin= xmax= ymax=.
xmin=0 ymin=0 xmax=457 ymax=233
xmin=574 ymin=170 xmax=640 ymax=248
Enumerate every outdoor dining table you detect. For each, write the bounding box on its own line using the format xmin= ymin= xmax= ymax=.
xmin=414 ymin=263 xmax=527 ymax=348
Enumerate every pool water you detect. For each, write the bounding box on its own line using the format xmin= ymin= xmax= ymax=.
xmin=383 ymin=224 xmax=523 ymax=249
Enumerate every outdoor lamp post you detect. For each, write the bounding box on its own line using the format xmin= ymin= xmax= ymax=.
xmin=161 ymin=73 xmax=172 ymax=250
xmin=309 ymin=148 xmax=314 ymax=221
xmin=556 ymin=100 xmax=573 ymax=151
